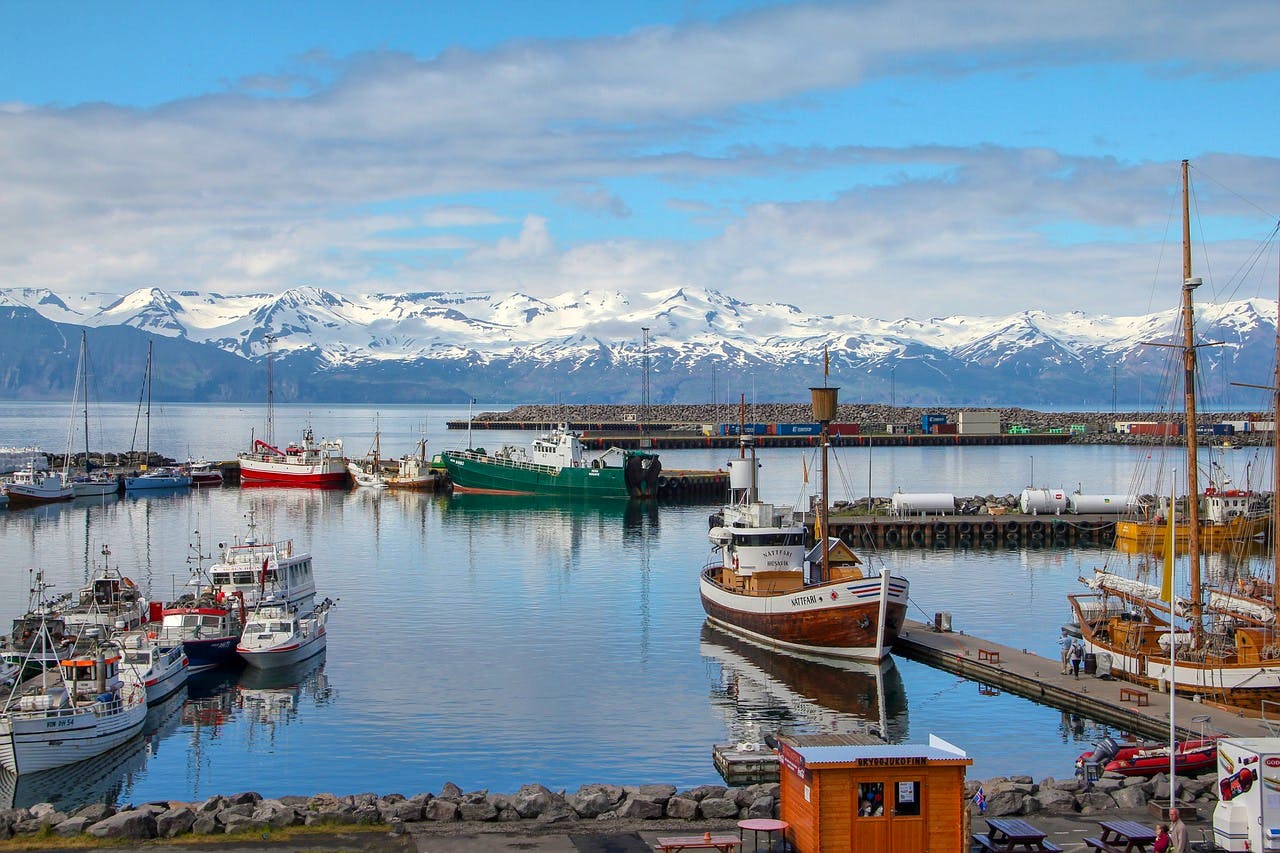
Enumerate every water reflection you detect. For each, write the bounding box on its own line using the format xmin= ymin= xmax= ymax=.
xmin=700 ymin=622 xmax=909 ymax=745
xmin=0 ymin=684 xmax=186 ymax=810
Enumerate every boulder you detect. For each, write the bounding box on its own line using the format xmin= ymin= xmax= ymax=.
xmin=1032 ymin=787 xmax=1077 ymax=813
xmin=88 ymin=809 xmax=158 ymax=840
xmin=459 ymin=801 xmax=499 ymax=822
xmin=222 ymin=812 xmax=270 ymax=834
xmin=226 ymin=791 xmax=263 ymax=806
xmin=381 ymin=800 xmax=425 ymax=823
xmin=513 ymin=784 xmax=559 ymax=819
xmin=1076 ymin=792 xmax=1117 ymax=814
xmin=424 ymin=799 xmax=460 ymax=822
xmin=985 ymin=790 xmax=1025 ymax=817
xmin=665 ymin=797 xmax=699 ymax=820
xmin=54 ymin=816 xmax=94 ymax=836
xmin=617 ymin=797 xmax=664 ymax=820
xmin=570 ymin=789 xmax=617 ymax=819
xmin=634 ymin=784 xmax=677 ymax=804
xmin=688 ymin=785 xmax=727 ymax=801
xmin=536 ymin=805 xmax=578 ymax=824
xmin=191 ymin=813 xmax=221 ymax=834
xmin=698 ymin=797 xmax=741 ymax=819
xmin=746 ymin=796 xmax=774 ymax=819
xmin=156 ymin=806 xmax=196 ymax=838
xmin=72 ymin=803 xmax=116 ymax=822
xmin=1111 ymin=786 xmax=1148 ymax=810
xmin=439 ymin=782 xmax=463 ymax=800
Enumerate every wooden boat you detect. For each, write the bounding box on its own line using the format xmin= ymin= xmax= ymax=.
xmin=387 ymin=436 xmax=440 ymax=491
xmin=0 ymin=621 xmax=146 ymax=774
xmin=699 ymin=386 xmax=908 ymax=661
xmin=441 ymin=424 xmax=660 ymax=498
xmin=348 ymin=418 xmax=388 ymax=489
xmin=1068 ymin=160 xmax=1280 ymax=707
xmin=237 ymin=597 xmax=333 ymax=670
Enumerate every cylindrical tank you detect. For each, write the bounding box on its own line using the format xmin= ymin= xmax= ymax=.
xmin=1019 ymin=488 xmax=1068 ymax=514
xmin=1068 ymin=493 xmax=1138 ymax=514
xmin=727 ymin=459 xmax=757 ymax=490
xmin=890 ymin=492 xmax=955 ymax=516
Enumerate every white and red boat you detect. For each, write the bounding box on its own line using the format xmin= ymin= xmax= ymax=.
xmin=1075 ymin=735 xmax=1219 ymax=778
xmin=237 ymin=428 xmax=348 ymax=487
xmin=2 ymin=463 xmax=72 ymax=505
xmin=699 ymin=387 xmax=909 ymax=662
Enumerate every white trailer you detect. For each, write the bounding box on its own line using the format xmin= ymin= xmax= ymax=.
xmin=1214 ymin=737 xmax=1280 ymax=851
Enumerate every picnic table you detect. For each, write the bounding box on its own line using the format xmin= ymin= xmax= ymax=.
xmin=1084 ymin=819 xmax=1158 ymax=853
xmin=973 ymin=817 xmax=1063 ymax=852
xmin=655 ymin=834 xmax=743 ymax=853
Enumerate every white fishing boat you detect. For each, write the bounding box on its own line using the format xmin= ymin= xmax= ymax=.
xmin=114 ymin=630 xmax=189 ymax=704
xmin=59 ymin=547 xmax=149 ymax=638
xmin=0 ymin=622 xmax=147 ymax=775
xmin=207 ymin=511 xmax=316 ymax=609
xmin=236 ymin=597 xmax=334 ymax=670
xmin=2 ymin=463 xmax=71 ymax=506
xmin=700 ymin=386 xmax=909 ymax=661
xmin=0 ymin=572 xmax=72 ymax=679
xmin=348 ymin=417 xmax=389 ymax=489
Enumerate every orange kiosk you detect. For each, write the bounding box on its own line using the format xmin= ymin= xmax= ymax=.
xmin=778 ymin=733 xmax=972 ymax=853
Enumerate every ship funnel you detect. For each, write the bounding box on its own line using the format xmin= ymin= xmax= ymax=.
xmin=809 ymin=387 xmax=839 ymax=423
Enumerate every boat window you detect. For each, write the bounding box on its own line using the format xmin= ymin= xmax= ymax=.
xmin=182 ymin=615 xmax=199 ymax=627
xmin=233 ymin=572 xmax=255 ymax=584
xmin=123 ymin=651 xmax=147 ymax=665
xmin=212 ymin=572 xmax=229 ymax=585
xmin=244 ymin=622 xmax=264 ymax=634
xmin=270 ymin=622 xmax=292 ymax=633
xmin=264 ymin=569 xmax=278 ymax=582
xmin=202 ymin=617 xmax=222 ymax=628
xmin=734 ymin=532 xmax=802 ymax=547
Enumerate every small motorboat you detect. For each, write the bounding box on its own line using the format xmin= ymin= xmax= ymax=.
xmin=1075 ymin=734 xmax=1219 ymax=778
xmin=237 ymin=597 xmax=335 ymax=670
xmin=114 ymin=630 xmax=189 ymax=704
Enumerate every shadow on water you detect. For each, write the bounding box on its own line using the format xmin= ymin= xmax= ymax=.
xmin=0 ymin=682 xmax=186 ymax=810
xmin=699 ymin=621 xmax=909 ymax=745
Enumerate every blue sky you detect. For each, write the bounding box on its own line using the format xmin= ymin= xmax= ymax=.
xmin=2 ymin=1 xmax=1279 ymax=318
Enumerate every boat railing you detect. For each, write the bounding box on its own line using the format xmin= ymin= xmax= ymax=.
xmin=224 ymin=541 xmax=294 ymax=563
xmin=449 ymin=449 xmax=560 ymax=476
xmin=1263 ymin=700 xmax=1280 ymax=736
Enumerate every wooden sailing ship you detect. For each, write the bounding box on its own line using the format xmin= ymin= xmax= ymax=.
xmin=1068 ymin=160 xmax=1280 ymax=707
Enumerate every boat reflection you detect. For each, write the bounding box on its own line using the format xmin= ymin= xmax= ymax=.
xmin=182 ymin=653 xmax=331 ymax=736
xmin=444 ymin=491 xmax=657 ymax=522
xmin=0 ymin=684 xmax=186 ymax=810
xmin=700 ymin=622 xmax=908 ymax=745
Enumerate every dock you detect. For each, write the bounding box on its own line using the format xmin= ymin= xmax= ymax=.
xmin=895 ymin=619 xmax=1279 ymax=742
xmin=824 ymin=513 xmax=1119 ymax=550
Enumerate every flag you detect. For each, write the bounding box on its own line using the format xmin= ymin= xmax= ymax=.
xmin=1160 ymin=501 xmax=1175 ymax=603
xmin=972 ymin=786 xmax=986 ymax=814
xmin=823 ymin=344 xmax=830 ymax=379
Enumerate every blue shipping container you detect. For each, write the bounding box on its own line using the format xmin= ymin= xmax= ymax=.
xmin=1212 ymin=424 xmax=1235 ymax=435
xmin=776 ymin=423 xmax=821 ymax=436
xmin=719 ymin=423 xmax=769 ymax=435
xmin=921 ymin=414 xmax=946 ymax=431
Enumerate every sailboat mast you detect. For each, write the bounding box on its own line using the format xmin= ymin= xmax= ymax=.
xmin=144 ymin=340 xmax=153 ymax=468
xmin=1273 ymin=242 xmax=1280 ymax=625
xmin=1179 ymin=159 xmax=1205 ymax=643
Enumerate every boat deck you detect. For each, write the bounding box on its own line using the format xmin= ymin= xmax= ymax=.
xmin=895 ymin=618 xmax=1279 ymax=741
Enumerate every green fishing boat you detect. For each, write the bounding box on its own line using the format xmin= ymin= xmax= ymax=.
xmin=441 ymin=425 xmax=661 ymax=499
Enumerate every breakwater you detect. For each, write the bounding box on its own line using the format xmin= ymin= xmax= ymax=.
xmin=0 ymin=770 xmax=1217 ymax=841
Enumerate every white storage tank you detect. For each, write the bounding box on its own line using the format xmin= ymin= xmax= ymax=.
xmin=890 ymin=492 xmax=955 ymax=516
xmin=1068 ymin=493 xmax=1137 ymax=514
xmin=1019 ymin=487 xmax=1068 ymax=514
xmin=727 ymin=459 xmax=758 ymax=490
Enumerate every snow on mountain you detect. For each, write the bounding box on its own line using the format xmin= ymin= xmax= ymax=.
xmin=3 ymin=284 xmax=1276 ymax=404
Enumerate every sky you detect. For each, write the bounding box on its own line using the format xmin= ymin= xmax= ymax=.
xmin=2 ymin=0 xmax=1280 ymax=321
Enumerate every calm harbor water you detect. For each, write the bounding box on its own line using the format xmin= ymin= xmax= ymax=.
xmin=0 ymin=403 xmax=1271 ymax=809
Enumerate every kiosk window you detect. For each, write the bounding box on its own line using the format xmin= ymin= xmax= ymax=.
xmin=857 ymin=782 xmax=884 ymax=817
xmin=894 ymin=781 xmax=921 ymax=816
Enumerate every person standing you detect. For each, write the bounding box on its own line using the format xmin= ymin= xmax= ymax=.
xmin=1070 ymin=639 xmax=1084 ymax=678
xmin=1057 ymin=629 xmax=1073 ymax=675
xmin=1169 ymin=808 xmax=1189 ymax=853
xmin=1152 ymin=823 xmax=1170 ymax=852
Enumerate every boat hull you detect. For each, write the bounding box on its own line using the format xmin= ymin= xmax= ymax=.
xmin=71 ymin=480 xmax=118 ymax=498
xmin=237 ymin=634 xmax=326 ymax=670
xmin=238 ymin=457 xmax=348 ymax=487
xmin=0 ymin=692 xmax=147 ymax=775
xmin=699 ymin=571 xmax=909 ymax=661
xmin=181 ymin=636 xmax=241 ymax=672
xmin=2 ymin=486 xmax=72 ymax=505
xmin=443 ymin=451 xmax=650 ymax=498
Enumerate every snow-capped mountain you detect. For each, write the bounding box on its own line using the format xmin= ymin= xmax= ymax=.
xmin=0 ymin=285 xmax=1275 ymax=405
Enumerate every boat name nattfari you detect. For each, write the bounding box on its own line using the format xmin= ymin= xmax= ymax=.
xmin=791 ymin=593 xmax=818 ymax=606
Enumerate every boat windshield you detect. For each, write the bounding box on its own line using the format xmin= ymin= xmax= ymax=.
xmin=244 ymin=622 xmax=265 ymax=634
xmin=732 ymin=532 xmax=803 ymax=547
xmin=270 ymin=621 xmax=293 ymax=633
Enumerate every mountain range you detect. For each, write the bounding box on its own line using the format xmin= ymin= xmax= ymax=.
xmin=0 ymin=285 xmax=1275 ymax=407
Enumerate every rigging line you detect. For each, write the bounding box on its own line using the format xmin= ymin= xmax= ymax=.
xmin=1189 ymin=161 xmax=1280 ymax=223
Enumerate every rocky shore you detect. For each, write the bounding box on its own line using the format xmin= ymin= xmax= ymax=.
xmin=0 ymin=769 xmax=1218 ymax=842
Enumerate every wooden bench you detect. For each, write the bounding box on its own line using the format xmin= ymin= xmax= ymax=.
xmin=977 ymin=649 xmax=1001 ymax=663
xmin=1119 ymin=687 xmax=1149 ymax=706
xmin=1082 ymin=838 xmax=1122 ymax=853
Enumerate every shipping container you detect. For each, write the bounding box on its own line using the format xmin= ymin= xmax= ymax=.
xmin=775 ymin=422 xmax=821 ymax=436
xmin=829 ymin=422 xmax=861 ymax=436
xmin=930 ymin=423 xmax=958 ymax=435
xmin=957 ymin=410 xmax=1001 ymax=435
xmin=719 ymin=423 xmax=770 ymax=436
xmin=1128 ymin=422 xmax=1182 ymax=436
xmin=921 ymin=413 xmax=947 ymax=431
xmin=1212 ymin=423 xmax=1236 ymax=435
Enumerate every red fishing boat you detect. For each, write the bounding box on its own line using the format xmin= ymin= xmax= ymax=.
xmin=237 ymin=429 xmax=348 ymax=487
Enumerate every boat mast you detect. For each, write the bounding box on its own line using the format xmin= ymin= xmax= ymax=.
xmin=144 ymin=340 xmax=153 ymax=470
xmin=811 ymin=382 xmax=839 ymax=585
xmin=81 ymin=332 xmax=91 ymax=473
xmin=1179 ymin=160 xmax=1205 ymax=644
xmin=265 ymin=334 xmax=276 ymax=448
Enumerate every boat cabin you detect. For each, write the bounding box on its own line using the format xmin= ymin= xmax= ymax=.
xmin=59 ymin=651 xmax=122 ymax=696
xmin=1205 ymin=488 xmax=1263 ymax=525
xmin=211 ymin=541 xmax=314 ymax=606
xmin=159 ymin=606 xmax=237 ymax=643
